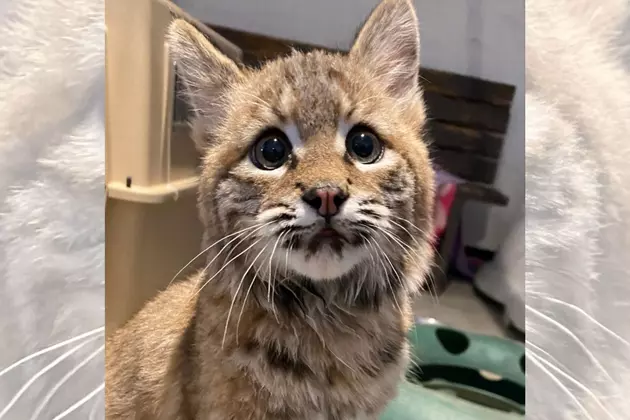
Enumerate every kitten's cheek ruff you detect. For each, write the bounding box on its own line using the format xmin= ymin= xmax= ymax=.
xmin=277 ymin=245 xmax=368 ymax=281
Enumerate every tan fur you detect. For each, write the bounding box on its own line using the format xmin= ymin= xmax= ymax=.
xmin=106 ymin=1 xmax=434 ymax=419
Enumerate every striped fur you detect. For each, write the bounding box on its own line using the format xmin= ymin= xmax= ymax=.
xmin=106 ymin=1 xmax=434 ymax=419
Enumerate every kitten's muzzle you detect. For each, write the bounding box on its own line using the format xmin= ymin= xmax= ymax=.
xmin=301 ymin=186 xmax=348 ymax=221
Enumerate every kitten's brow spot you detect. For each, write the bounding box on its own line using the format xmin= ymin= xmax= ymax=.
xmin=271 ymin=106 xmax=287 ymax=124
xmin=345 ymin=107 xmax=357 ymax=120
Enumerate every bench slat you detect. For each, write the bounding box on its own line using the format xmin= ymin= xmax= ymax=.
xmin=423 ymin=92 xmax=511 ymax=134
xmin=420 ymin=68 xmax=515 ymax=107
xmin=431 ymin=149 xmax=498 ymax=184
xmin=427 ymin=121 xmax=503 ymax=159
xmin=457 ymin=182 xmax=509 ymax=206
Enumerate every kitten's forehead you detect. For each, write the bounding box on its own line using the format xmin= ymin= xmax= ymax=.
xmin=243 ymin=51 xmax=349 ymax=141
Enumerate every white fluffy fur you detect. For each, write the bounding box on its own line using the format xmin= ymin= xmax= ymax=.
xmin=526 ymin=0 xmax=630 ymax=417
xmin=267 ymin=198 xmax=372 ymax=281
xmin=0 ymin=0 xmax=104 ymax=418
xmin=282 ymin=243 xmax=367 ymax=281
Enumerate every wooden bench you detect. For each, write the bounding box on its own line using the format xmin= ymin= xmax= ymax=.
xmin=418 ymin=70 xmax=513 ymax=294
xmin=183 ymin=25 xmax=515 ymax=294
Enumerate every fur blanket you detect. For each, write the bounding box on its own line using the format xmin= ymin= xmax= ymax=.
xmin=0 ymin=0 xmax=105 ymax=418
xmin=526 ymin=0 xmax=630 ymax=418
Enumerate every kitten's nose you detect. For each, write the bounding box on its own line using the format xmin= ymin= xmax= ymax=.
xmin=301 ymin=187 xmax=348 ymax=218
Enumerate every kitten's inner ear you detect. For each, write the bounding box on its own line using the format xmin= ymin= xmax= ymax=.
xmin=167 ymin=19 xmax=243 ymax=147
xmin=350 ymin=0 xmax=421 ymax=101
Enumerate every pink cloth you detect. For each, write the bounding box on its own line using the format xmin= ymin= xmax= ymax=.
xmin=432 ymin=182 xmax=457 ymax=242
xmin=430 ymin=166 xmax=462 ymax=244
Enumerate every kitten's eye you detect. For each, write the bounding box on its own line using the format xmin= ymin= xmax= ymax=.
xmin=250 ymin=130 xmax=292 ymax=170
xmin=346 ymin=126 xmax=383 ymax=164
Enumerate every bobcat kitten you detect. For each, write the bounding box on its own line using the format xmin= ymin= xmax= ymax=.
xmin=106 ymin=0 xmax=435 ymax=418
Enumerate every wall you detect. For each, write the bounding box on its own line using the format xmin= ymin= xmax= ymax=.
xmin=175 ymin=0 xmax=525 ymax=250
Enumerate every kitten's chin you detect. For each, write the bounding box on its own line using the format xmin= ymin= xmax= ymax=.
xmin=282 ymin=246 xmax=368 ymax=281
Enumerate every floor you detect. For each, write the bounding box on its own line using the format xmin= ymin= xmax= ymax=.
xmin=413 ymin=279 xmax=520 ymax=340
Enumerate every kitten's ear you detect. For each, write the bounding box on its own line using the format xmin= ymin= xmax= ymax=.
xmin=167 ymin=19 xmax=243 ymax=135
xmin=350 ymin=0 xmax=421 ymax=101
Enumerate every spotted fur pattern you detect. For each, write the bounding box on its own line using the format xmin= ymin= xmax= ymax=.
xmin=106 ymin=1 xmax=434 ymax=419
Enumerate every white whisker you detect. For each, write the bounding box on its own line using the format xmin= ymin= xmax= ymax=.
xmin=267 ymin=232 xmax=286 ymax=303
xmin=0 ymin=335 xmax=101 ymax=419
xmin=359 ymin=233 xmax=377 ymax=268
xmin=222 ymin=222 xmax=273 ymax=263
xmin=423 ymin=271 xmax=440 ymax=304
xmin=526 ymin=341 xmax=573 ymax=377
xmin=30 ymin=345 xmax=104 ymax=420
xmin=267 ymin=232 xmax=286 ymax=323
xmin=283 ymin=233 xmax=296 ymax=278
xmin=0 ymin=327 xmax=104 ymax=379
xmin=51 ymin=382 xmax=104 ymax=420
xmin=528 ymin=346 xmax=618 ymax=419
xmin=355 ymin=234 xmax=377 ymax=301
xmin=377 ymin=225 xmax=415 ymax=255
xmin=168 ymin=223 xmax=263 ymax=287
xmin=365 ymin=236 xmax=389 ymax=287
xmin=387 ymin=219 xmax=419 ymax=243
xmin=88 ymin=392 xmax=103 ymax=420
xmin=381 ymin=223 xmax=438 ymax=303
xmin=542 ymin=297 xmax=630 ymax=348
xmin=235 ymin=241 xmax=273 ymax=344
xmin=326 ymin=345 xmax=358 ymax=376
xmin=526 ymin=351 xmax=596 ymax=420
xmin=368 ymin=236 xmax=404 ymax=314
xmin=194 ymin=222 xmax=274 ymax=288
xmin=390 ymin=215 xmax=425 ymax=235
xmin=527 ymin=305 xmax=614 ymax=382
xmin=223 ymin=241 xmax=270 ymax=348
xmin=193 ymin=237 xmax=265 ymax=300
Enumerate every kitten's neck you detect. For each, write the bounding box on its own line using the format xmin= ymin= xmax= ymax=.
xmin=194 ymin=258 xmax=410 ymax=347
xmin=190 ymin=256 xmax=411 ymax=417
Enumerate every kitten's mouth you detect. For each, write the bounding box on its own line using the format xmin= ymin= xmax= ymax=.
xmin=279 ymin=224 xmax=370 ymax=280
xmin=315 ymin=227 xmax=343 ymax=239
xmin=305 ymin=227 xmax=347 ymax=254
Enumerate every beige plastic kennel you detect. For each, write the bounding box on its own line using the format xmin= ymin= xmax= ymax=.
xmin=105 ymin=0 xmax=243 ymax=333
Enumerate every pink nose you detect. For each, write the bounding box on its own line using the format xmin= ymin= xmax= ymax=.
xmin=301 ymin=187 xmax=348 ymax=217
